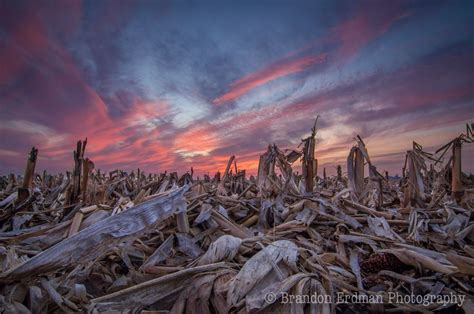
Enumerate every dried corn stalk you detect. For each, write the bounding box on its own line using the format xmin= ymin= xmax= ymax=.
xmin=71 ymin=139 xmax=87 ymax=204
xmin=0 ymin=119 xmax=472 ymax=313
xmin=347 ymin=136 xmax=384 ymax=207
xmin=17 ymin=147 xmax=38 ymax=203
xmin=301 ymin=116 xmax=319 ymax=193
xmin=257 ymin=144 xmax=298 ymax=196
xmin=1 ymin=186 xmax=187 ymax=282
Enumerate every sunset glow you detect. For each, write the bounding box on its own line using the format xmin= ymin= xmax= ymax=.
xmin=0 ymin=0 xmax=473 ymax=176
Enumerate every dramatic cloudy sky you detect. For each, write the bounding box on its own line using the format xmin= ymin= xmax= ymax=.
xmin=0 ymin=0 xmax=473 ymax=176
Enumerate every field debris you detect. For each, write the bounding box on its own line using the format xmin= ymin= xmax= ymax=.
xmin=0 ymin=121 xmax=473 ymax=313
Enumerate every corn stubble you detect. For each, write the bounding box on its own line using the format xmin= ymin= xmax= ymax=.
xmin=0 ymin=121 xmax=473 ymax=313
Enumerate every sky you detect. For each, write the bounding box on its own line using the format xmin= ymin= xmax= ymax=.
xmin=0 ymin=0 xmax=473 ymax=176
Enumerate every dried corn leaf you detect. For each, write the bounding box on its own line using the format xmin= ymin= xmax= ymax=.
xmin=227 ymin=240 xmax=298 ymax=306
xmin=246 ymin=273 xmax=308 ymax=311
xmin=1 ymin=186 xmax=187 ymax=282
xmin=197 ymin=235 xmax=242 ymax=266
xmin=382 ymin=248 xmax=456 ymax=274
xmin=91 ymin=262 xmax=227 ymax=310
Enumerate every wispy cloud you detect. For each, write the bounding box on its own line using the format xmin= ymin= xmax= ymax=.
xmin=214 ymin=53 xmax=327 ymax=104
xmin=0 ymin=1 xmax=472 ymax=175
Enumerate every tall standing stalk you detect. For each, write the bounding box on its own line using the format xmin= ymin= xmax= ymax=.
xmin=451 ymin=138 xmax=463 ymax=202
xmin=302 ymin=116 xmax=319 ymax=193
xmin=17 ymin=147 xmax=38 ymax=203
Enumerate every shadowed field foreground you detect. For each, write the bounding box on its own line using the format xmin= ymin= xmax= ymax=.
xmin=0 ymin=120 xmax=473 ymax=313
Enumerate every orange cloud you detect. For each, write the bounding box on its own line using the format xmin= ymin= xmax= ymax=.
xmin=173 ymin=124 xmax=221 ymax=158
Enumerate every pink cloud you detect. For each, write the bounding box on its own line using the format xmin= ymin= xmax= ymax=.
xmin=329 ymin=6 xmax=405 ymax=60
xmin=213 ymin=4 xmax=406 ymax=106
xmin=213 ymin=53 xmax=327 ymax=104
